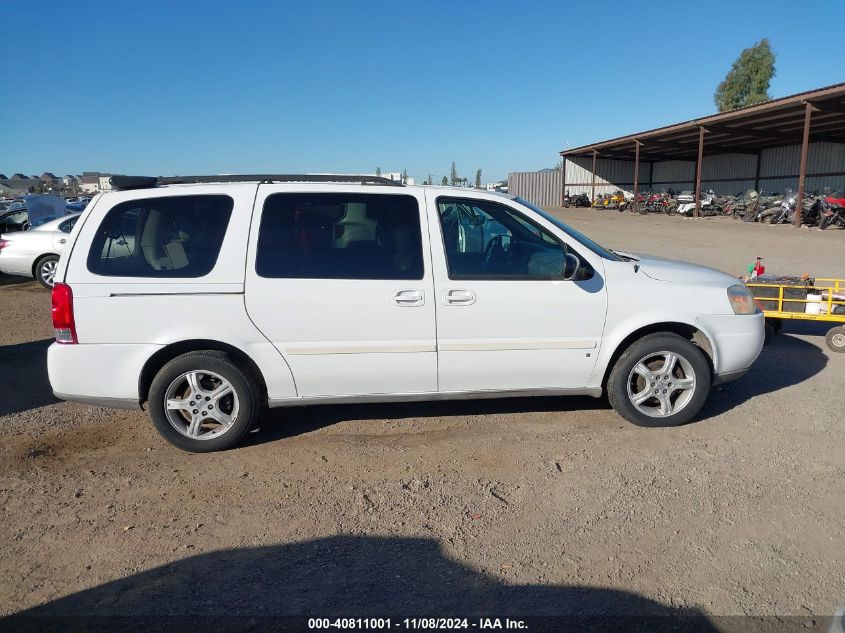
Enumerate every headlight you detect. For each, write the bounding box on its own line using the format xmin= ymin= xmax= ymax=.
xmin=727 ymin=284 xmax=757 ymax=315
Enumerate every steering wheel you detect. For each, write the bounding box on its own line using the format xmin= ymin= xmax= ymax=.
xmin=482 ymin=234 xmax=509 ymax=272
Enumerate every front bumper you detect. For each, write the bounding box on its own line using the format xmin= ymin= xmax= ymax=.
xmin=696 ymin=312 xmax=765 ymax=377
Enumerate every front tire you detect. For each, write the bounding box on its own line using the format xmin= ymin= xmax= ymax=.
xmin=148 ymin=351 xmax=260 ymax=452
xmin=35 ymin=254 xmax=59 ymax=289
xmin=607 ymin=333 xmax=711 ymax=427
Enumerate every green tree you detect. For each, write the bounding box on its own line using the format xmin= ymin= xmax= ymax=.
xmin=475 ymin=169 xmax=482 ymax=188
xmin=441 ymin=176 xmax=449 ymax=186
xmin=375 ymin=166 xmax=381 ymax=176
xmin=714 ymin=39 xmax=776 ymax=113
xmin=450 ymin=162 xmax=458 ymax=186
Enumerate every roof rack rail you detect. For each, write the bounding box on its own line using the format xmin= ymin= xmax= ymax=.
xmin=110 ymin=174 xmax=404 ymax=191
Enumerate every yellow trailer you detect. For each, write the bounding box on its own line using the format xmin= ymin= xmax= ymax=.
xmin=746 ymin=278 xmax=845 ymax=352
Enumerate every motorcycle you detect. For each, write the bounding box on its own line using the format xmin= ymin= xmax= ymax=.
xmin=819 ymin=192 xmax=845 ymax=230
xmin=563 ymin=192 xmax=591 ymax=208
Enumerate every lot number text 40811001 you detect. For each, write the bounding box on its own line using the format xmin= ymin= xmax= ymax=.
xmin=307 ymin=617 xmax=528 ymax=629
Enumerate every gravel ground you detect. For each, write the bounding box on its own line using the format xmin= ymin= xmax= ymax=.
xmin=1 ymin=210 xmax=844 ymax=628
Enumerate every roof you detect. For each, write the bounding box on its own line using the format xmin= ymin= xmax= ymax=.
xmin=561 ymin=82 xmax=845 ymax=161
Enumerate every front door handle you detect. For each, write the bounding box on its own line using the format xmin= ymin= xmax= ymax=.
xmin=392 ymin=289 xmax=424 ymax=307
xmin=444 ymin=289 xmax=476 ymax=305
xmin=58 ymin=238 xmax=67 ymax=244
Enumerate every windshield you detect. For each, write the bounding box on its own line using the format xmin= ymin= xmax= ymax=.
xmin=514 ymin=197 xmax=620 ymax=261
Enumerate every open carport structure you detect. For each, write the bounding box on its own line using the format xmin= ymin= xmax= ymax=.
xmin=560 ymin=83 xmax=845 ymax=225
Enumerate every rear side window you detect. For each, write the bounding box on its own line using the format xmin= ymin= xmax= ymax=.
xmin=59 ymin=216 xmax=78 ymax=234
xmin=87 ymin=195 xmax=233 ymax=277
xmin=256 ymin=193 xmax=423 ymax=280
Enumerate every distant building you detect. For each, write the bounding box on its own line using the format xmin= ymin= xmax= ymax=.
xmin=80 ymin=172 xmax=100 ymax=193
xmin=0 ymin=177 xmax=42 ymax=195
xmin=98 ymin=174 xmax=113 ymax=192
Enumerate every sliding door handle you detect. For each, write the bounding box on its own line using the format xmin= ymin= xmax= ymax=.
xmin=444 ymin=289 xmax=476 ymax=305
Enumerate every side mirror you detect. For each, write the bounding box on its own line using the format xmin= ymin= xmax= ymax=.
xmin=562 ymin=252 xmax=581 ymax=281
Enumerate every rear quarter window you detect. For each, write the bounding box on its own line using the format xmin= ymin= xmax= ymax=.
xmin=86 ymin=195 xmax=233 ymax=278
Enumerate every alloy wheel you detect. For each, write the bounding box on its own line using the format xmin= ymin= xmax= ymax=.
xmin=164 ymin=370 xmax=240 ymax=440
xmin=626 ymin=350 xmax=696 ymax=418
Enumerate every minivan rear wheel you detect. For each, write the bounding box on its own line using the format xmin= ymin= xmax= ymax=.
xmin=148 ymin=351 xmax=260 ymax=452
xmin=607 ymin=333 xmax=711 ymax=427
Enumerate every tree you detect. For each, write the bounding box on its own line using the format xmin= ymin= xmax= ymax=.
xmin=375 ymin=166 xmax=381 ymax=176
xmin=441 ymin=176 xmax=449 ymax=186
xmin=427 ymin=172 xmax=433 ymax=186
xmin=450 ymin=162 xmax=458 ymax=186
xmin=401 ymin=168 xmax=408 ymax=184
xmin=714 ymin=39 xmax=776 ymax=113
xmin=475 ymin=169 xmax=482 ymax=188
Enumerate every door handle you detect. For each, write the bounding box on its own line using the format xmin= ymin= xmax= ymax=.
xmin=392 ymin=289 xmax=424 ymax=307
xmin=444 ymin=289 xmax=476 ymax=305
xmin=58 ymin=238 xmax=67 ymax=244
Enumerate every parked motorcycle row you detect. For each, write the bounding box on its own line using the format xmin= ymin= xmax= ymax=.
xmin=563 ymin=189 xmax=845 ymax=229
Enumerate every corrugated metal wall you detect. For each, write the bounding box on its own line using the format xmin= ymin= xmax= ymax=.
xmin=514 ymin=141 xmax=845 ymax=206
xmin=508 ymin=171 xmax=563 ymax=207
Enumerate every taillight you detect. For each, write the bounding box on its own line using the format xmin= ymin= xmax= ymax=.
xmin=51 ymin=283 xmax=77 ymax=344
xmin=0 ymin=239 xmax=10 ymax=251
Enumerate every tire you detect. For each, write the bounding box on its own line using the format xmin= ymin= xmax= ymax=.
xmin=607 ymin=333 xmax=711 ymax=427
xmin=148 ymin=351 xmax=261 ymax=452
xmin=826 ymin=326 xmax=845 ymax=353
xmin=819 ymin=215 xmax=832 ymax=230
xmin=34 ymin=254 xmax=60 ymax=289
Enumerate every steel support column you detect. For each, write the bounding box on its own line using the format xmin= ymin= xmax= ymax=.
xmin=632 ymin=140 xmax=640 ymax=213
xmin=694 ymin=126 xmax=705 ymax=218
xmin=561 ymin=157 xmax=566 ymax=207
xmin=590 ymin=149 xmax=597 ymax=205
xmin=753 ymin=151 xmax=762 ymax=192
xmin=794 ymin=102 xmax=813 ymax=227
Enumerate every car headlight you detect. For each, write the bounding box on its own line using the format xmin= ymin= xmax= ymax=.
xmin=727 ymin=284 xmax=757 ymax=315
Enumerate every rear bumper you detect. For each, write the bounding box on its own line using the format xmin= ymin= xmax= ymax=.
xmin=48 ymin=342 xmax=161 ymax=407
xmin=696 ymin=312 xmax=765 ymax=376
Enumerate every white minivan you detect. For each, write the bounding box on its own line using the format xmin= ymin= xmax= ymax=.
xmin=48 ymin=175 xmax=764 ymax=452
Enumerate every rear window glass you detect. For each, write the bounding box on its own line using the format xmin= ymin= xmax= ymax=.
xmin=87 ymin=195 xmax=233 ymax=277
xmin=256 ymin=193 xmax=423 ymax=280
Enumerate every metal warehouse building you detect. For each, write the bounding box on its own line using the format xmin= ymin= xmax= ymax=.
xmin=509 ymin=82 xmax=845 ymax=225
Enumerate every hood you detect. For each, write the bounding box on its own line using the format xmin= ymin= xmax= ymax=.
xmin=633 ymin=253 xmax=738 ymax=286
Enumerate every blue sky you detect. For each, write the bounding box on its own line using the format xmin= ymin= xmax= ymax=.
xmin=2 ymin=0 xmax=843 ymax=183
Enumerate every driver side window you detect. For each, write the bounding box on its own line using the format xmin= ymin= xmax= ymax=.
xmin=437 ymin=198 xmax=565 ymax=280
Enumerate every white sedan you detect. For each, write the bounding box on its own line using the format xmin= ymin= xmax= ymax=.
xmin=0 ymin=213 xmax=80 ymax=288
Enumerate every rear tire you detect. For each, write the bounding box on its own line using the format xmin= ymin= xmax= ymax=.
xmin=607 ymin=333 xmax=711 ymax=427
xmin=148 ymin=351 xmax=260 ymax=452
xmin=35 ymin=254 xmax=60 ymax=289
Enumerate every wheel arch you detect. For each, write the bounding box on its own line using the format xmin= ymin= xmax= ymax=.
xmin=139 ymin=340 xmax=268 ymax=406
xmin=31 ymin=252 xmax=60 ymax=277
xmin=599 ymin=321 xmax=715 ymax=391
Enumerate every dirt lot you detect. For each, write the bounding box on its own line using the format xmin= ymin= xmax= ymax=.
xmin=1 ymin=210 xmax=844 ymax=628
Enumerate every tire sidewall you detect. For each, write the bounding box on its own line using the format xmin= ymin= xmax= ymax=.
xmin=148 ymin=352 xmax=259 ymax=452
xmin=608 ymin=334 xmax=712 ymax=427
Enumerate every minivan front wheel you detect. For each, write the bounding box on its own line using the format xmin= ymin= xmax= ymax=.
xmin=148 ymin=351 xmax=260 ymax=452
xmin=607 ymin=333 xmax=711 ymax=427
